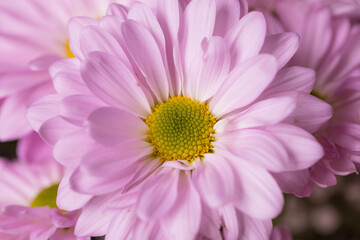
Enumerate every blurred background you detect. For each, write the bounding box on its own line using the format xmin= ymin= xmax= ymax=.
xmin=1 ymin=141 xmax=359 ymax=240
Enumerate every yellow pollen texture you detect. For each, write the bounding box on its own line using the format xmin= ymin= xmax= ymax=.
xmin=65 ymin=39 xmax=75 ymax=58
xmin=146 ymin=96 xmax=216 ymax=162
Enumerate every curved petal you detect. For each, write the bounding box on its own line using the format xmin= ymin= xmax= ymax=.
xmin=162 ymin=172 xmax=201 ymax=240
xmin=137 ymin=169 xmax=179 ymax=220
xmin=225 ymin=11 xmax=266 ymax=69
xmin=229 ymin=158 xmax=283 ymax=219
xmin=122 ymin=19 xmax=169 ymax=102
xmin=81 ymin=51 xmax=151 ymax=117
xmin=213 ymin=0 xmax=240 ymax=37
xmin=266 ymin=124 xmax=324 ymax=169
xmin=193 ymin=154 xmax=235 ymax=207
xmin=88 ymin=107 xmax=148 ymax=147
xmin=210 ymin=54 xmax=277 ymax=116
xmin=261 ymin=32 xmax=299 ymax=70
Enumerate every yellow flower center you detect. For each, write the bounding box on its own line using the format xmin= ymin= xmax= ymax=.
xmin=65 ymin=39 xmax=75 ymax=58
xmin=146 ymin=96 xmax=216 ymax=162
xmin=31 ymin=183 xmax=59 ymax=209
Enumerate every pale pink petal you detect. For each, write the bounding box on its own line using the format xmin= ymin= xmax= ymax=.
xmin=272 ymin=170 xmax=310 ymax=194
xmin=329 ymin=123 xmax=360 ymax=152
xmin=291 ymin=94 xmax=333 ymax=133
xmin=229 ymin=157 xmax=283 ymax=219
xmin=193 ymin=154 xmax=235 ymax=207
xmin=188 ymin=36 xmax=230 ymax=102
xmin=225 ymin=11 xmax=266 ymax=69
xmin=220 ymin=205 xmax=239 ymax=240
xmin=154 ymin=0 xmax=181 ymax=96
xmin=17 ymin=131 xmax=52 ymax=164
xmin=137 ymin=170 xmax=179 ymax=220
xmin=309 ymin=163 xmax=337 ymax=187
xmin=75 ymin=193 xmax=119 ymax=237
xmin=178 ymin=0 xmax=216 ymax=76
xmin=266 ymin=124 xmax=324 ymax=169
xmin=60 ymin=94 xmax=104 ymax=125
xmin=271 ymin=225 xmax=292 ymax=240
xmin=162 ymin=172 xmax=201 ymax=240
xmin=217 ymin=129 xmax=294 ymax=172
xmin=88 ymin=107 xmax=148 ymax=147
xmin=67 ymin=16 xmax=98 ymax=59
xmin=81 ymin=51 xmax=151 ymax=117
xmin=80 ymin=25 xmax=130 ymax=67
xmin=106 ymin=3 xmax=128 ymax=19
xmin=0 ymin=71 xmax=49 ymax=98
xmin=106 ymin=210 xmax=137 ymax=239
xmin=229 ymin=96 xmax=296 ymax=129
xmin=39 ymin=117 xmax=78 ymax=145
xmin=121 ymin=20 xmax=169 ymax=102
xmin=265 ymin=67 xmax=315 ymax=96
xmin=238 ymin=213 xmax=272 ymax=240
xmin=53 ymin=131 xmax=96 ymax=167
xmin=213 ymin=0 xmax=240 ymax=37
xmin=28 ymin=55 xmax=61 ymax=71
xmin=57 ymin=170 xmax=92 ymax=211
xmin=26 ymin=94 xmax=62 ymax=132
xmin=210 ymin=54 xmax=277 ymax=116
xmin=80 ymin=140 xmax=152 ymax=177
xmin=261 ymin=32 xmax=299 ymax=70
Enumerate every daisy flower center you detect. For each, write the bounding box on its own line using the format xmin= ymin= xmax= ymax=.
xmin=146 ymin=96 xmax=216 ymax=162
xmin=31 ymin=183 xmax=59 ymax=209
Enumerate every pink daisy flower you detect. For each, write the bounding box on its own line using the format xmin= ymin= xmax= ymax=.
xmin=250 ymin=0 xmax=360 ymax=195
xmin=0 ymin=133 xmax=86 ymax=240
xmin=0 ymin=0 xmax=135 ymax=141
xmin=27 ymin=0 xmax=326 ymax=238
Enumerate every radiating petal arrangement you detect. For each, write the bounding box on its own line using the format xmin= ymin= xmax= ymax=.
xmin=0 ymin=0 xmax=359 ymax=239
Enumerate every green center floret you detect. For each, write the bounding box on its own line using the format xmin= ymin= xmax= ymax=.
xmin=31 ymin=183 xmax=59 ymax=209
xmin=146 ymin=96 xmax=216 ymax=162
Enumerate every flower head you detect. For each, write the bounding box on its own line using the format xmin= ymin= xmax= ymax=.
xmin=28 ymin=0 xmax=326 ymax=238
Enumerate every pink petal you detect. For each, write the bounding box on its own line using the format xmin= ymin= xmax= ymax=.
xmin=229 ymin=157 xmax=284 ymax=219
xmin=309 ymin=163 xmax=337 ymax=187
xmin=162 ymin=172 xmax=201 ymax=240
xmin=210 ymin=54 xmax=277 ymax=116
xmin=39 ymin=116 xmax=78 ymax=145
xmin=218 ymin=129 xmax=293 ymax=172
xmin=193 ymin=154 xmax=235 ymax=207
xmin=265 ymin=67 xmax=315 ymax=96
xmin=213 ymin=0 xmax=240 ymax=37
xmin=225 ymin=11 xmax=266 ymax=69
xmin=80 ymin=25 xmax=130 ymax=67
xmin=0 ymin=70 xmax=49 ymax=98
xmin=261 ymin=32 xmax=299 ymax=70
xmin=57 ymin=170 xmax=92 ymax=211
xmin=28 ymin=55 xmax=61 ymax=71
xmin=75 ymin=194 xmax=119 ymax=237
xmin=329 ymin=123 xmax=360 ymax=152
xmin=266 ymin=124 xmax=324 ymax=170
xmin=238 ymin=213 xmax=272 ymax=240
xmin=17 ymin=131 xmax=52 ymax=164
xmin=220 ymin=206 xmax=239 ymax=240
xmin=187 ymin=36 xmax=230 ymax=102
xmin=121 ymin=20 xmax=169 ymax=102
xmin=291 ymin=93 xmax=333 ymax=133
xmin=60 ymin=94 xmax=104 ymax=126
xmin=272 ymin=170 xmax=310 ymax=194
xmin=26 ymin=94 xmax=62 ymax=132
xmin=81 ymin=51 xmax=151 ymax=117
xmin=137 ymin=170 xmax=179 ymax=220
xmin=88 ymin=107 xmax=148 ymax=147
xmin=106 ymin=3 xmax=128 ymax=19
xmin=178 ymin=0 xmax=216 ymax=75
xmin=67 ymin=16 xmax=98 ymax=59
xmin=53 ymin=131 xmax=96 ymax=167
xmin=229 ymin=95 xmax=296 ymax=129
